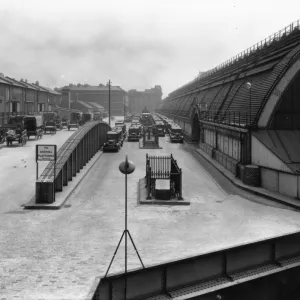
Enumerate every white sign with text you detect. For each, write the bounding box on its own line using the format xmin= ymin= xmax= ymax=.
xmin=36 ymin=145 xmax=56 ymax=161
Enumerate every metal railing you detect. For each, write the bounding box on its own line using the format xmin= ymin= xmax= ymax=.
xmin=35 ymin=121 xmax=110 ymax=204
xmin=145 ymin=154 xmax=182 ymax=200
xmin=156 ymin=109 xmax=255 ymax=128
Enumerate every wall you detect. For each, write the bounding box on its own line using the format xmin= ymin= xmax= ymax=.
xmin=251 ymin=135 xmax=292 ymax=173
xmin=0 ymin=84 xmax=5 ymax=113
xmin=260 ymin=167 xmax=300 ymax=199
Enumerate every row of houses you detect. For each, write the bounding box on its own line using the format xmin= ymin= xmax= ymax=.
xmin=0 ymin=73 xmax=61 ymax=116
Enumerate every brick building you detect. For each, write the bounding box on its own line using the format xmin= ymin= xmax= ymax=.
xmin=60 ymin=85 xmax=127 ymax=116
xmin=128 ymin=86 xmax=162 ymax=114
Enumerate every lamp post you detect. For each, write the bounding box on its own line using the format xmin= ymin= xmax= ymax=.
xmin=246 ymin=81 xmax=252 ymax=125
xmin=104 ymin=155 xmax=145 ymax=299
xmin=108 ymin=80 xmax=111 ymax=126
xmin=123 ymin=95 xmax=125 ymax=121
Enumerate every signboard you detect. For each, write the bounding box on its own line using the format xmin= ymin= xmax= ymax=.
xmin=36 ymin=145 xmax=57 ymax=162
xmin=155 ymin=179 xmax=170 ymax=190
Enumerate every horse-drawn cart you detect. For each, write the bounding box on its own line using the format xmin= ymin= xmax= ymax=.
xmin=4 ymin=124 xmax=28 ymax=146
xmin=24 ymin=115 xmax=43 ymax=140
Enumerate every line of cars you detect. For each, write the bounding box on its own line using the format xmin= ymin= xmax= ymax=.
xmin=101 ymin=111 xmax=184 ymax=153
xmin=155 ymin=113 xmax=184 ymax=143
xmin=102 ymin=121 xmax=127 ymax=152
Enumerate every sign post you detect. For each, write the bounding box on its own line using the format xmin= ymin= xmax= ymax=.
xmin=36 ymin=145 xmax=57 ymax=201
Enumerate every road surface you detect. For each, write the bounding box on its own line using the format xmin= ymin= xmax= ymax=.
xmin=1 ymin=127 xmax=300 ymax=300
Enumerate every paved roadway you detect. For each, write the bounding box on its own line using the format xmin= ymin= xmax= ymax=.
xmin=1 ymin=125 xmax=300 ymax=299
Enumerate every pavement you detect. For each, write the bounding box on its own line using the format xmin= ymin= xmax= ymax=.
xmin=194 ymin=146 xmax=300 ymax=210
xmin=1 ymin=131 xmax=300 ymax=300
xmin=0 ymin=129 xmax=77 ymax=214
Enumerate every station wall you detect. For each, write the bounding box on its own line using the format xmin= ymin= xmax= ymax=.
xmin=252 ymin=135 xmax=300 ymax=199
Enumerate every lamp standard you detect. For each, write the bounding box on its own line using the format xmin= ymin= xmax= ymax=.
xmin=123 ymin=95 xmax=125 ymax=121
xmin=104 ymin=155 xmax=145 ymax=300
xmin=108 ymin=80 xmax=111 ymax=126
xmin=246 ymin=81 xmax=252 ymax=125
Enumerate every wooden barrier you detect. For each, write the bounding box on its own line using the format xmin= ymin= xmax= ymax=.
xmin=35 ymin=121 xmax=110 ymax=203
xmin=92 ymin=231 xmax=300 ymax=300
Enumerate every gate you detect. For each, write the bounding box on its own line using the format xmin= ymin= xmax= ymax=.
xmin=145 ymin=154 xmax=182 ymax=200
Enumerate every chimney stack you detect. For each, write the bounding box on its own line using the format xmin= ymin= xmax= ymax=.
xmin=35 ymin=81 xmax=39 ymax=86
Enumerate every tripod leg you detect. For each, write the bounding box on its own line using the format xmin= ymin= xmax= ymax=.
xmin=127 ymin=230 xmax=145 ymax=268
xmin=105 ymin=231 xmax=125 ymax=278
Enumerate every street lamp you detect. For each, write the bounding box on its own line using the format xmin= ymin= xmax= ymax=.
xmin=104 ymin=155 xmax=145 ymax=299
xmin=107 ymin=80 xmax=111 ymax=126
xmin=246 ymin=81 xmax=252 ymax=125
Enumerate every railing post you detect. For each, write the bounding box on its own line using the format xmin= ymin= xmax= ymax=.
xmin=178 ymin=168 xmax=183 ymax=200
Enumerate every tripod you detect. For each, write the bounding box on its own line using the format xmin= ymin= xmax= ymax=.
xmin=104 ymin=156 xmax=145 ymax=299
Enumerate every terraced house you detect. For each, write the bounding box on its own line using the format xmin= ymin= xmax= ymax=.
xmin=0 ymin=73 xmax=62 ymax=125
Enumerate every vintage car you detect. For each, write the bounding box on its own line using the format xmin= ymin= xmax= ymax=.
xmin=115 ymin=121 xmax=126 ymax=134
xmin=23 ymin=115 xmax=43 ymax=139
xmin=81 ymin=113 xmax=93 ymax=125
xmin=93 ymin=112 xmax=102 ymax=121
xmin=170 ymin=127 xmax=184 ymax=143
xmin=103 ymin=131 xmax=121 ymax=152
xmin=155 ymin=121 xmax=165 ymax=137
xmin=111 ymin=127 xmax=124 ymax=146
xmin=61 ymin=116 xmax=68 ymax=128
xmin=68 ymin=112 xmax=82 ymax=130
xmin=127 ymin=127 xmax=140 ymax=142
xmin=124 ymin=115 xmax=132 ymax=122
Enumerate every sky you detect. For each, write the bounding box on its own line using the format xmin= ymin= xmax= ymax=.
xmin=0 ymin=0 xmax=299 ymax=98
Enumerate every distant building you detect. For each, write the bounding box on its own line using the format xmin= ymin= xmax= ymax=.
xmin=128 ymin=86 xmax=162 ymax=114
xmin=60 ymin=85 xmax=126 ymax=116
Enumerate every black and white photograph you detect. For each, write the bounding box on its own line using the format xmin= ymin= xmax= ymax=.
xmin=1 ymin=0 xmax=300 ymax=299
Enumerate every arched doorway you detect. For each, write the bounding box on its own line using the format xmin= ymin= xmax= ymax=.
xmin=191 ymin=112 xmax=200 ymax=142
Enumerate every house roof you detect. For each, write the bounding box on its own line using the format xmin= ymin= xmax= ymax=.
xmin=88 ymin=102 xmax=104 ymax=109
xmin=18 ymin=80 xmax=39 ymax=90
xmin=53 ymin=105 xmax=81 ymax=113
xmin=0 ymin=77 xmax=9 ymax=85
xmin=72 ymin=100 xmax=94 ymax=109
xmin=30 ymin=83 xmax=49 ymax=93
xmin=62 ymin=85 xmax=124 ymax=92
xmin=4 ymin=77 xmax=24 ymax=88
xmin=41 ymin=86 xmax=61 ymax=95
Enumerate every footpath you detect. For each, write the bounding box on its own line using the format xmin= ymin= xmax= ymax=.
xmin=194 ymin=146 xmax=300 ymax=210
xmin=0 ymin=130 xmax=76 ymax=214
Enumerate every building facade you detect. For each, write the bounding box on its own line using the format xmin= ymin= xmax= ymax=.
xmin=60 ymin=85 xmax=126 ymax=116
xmin=128 ymin=86 xmax=162 ymax=114
xmin=0 ymin=72 xmax=62 ymax=125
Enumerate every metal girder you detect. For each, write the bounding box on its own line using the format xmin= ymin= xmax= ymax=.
xmin=92 ymin=231 xmax=300 ymax=300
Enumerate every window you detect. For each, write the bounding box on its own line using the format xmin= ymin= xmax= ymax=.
xmin=48 ymin=105 xmax=52 ymax=111
xmin=38 ymin=103 xmax=44 ymax=112
xmin=10 ymin=102 xmax=20 ymax=113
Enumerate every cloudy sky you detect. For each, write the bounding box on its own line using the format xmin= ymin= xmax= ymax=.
xmin=0 ymin=0 xmax=299 ymax=97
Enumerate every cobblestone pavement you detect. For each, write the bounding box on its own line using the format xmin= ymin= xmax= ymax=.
xmin=0 ymin=129 xmax=76 ymax=214
xmin=1 ymin=135 xmax=300 ymax=299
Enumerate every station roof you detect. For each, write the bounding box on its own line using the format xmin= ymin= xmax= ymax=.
xmin=159 ymin=21 xmax=300 ymax=127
